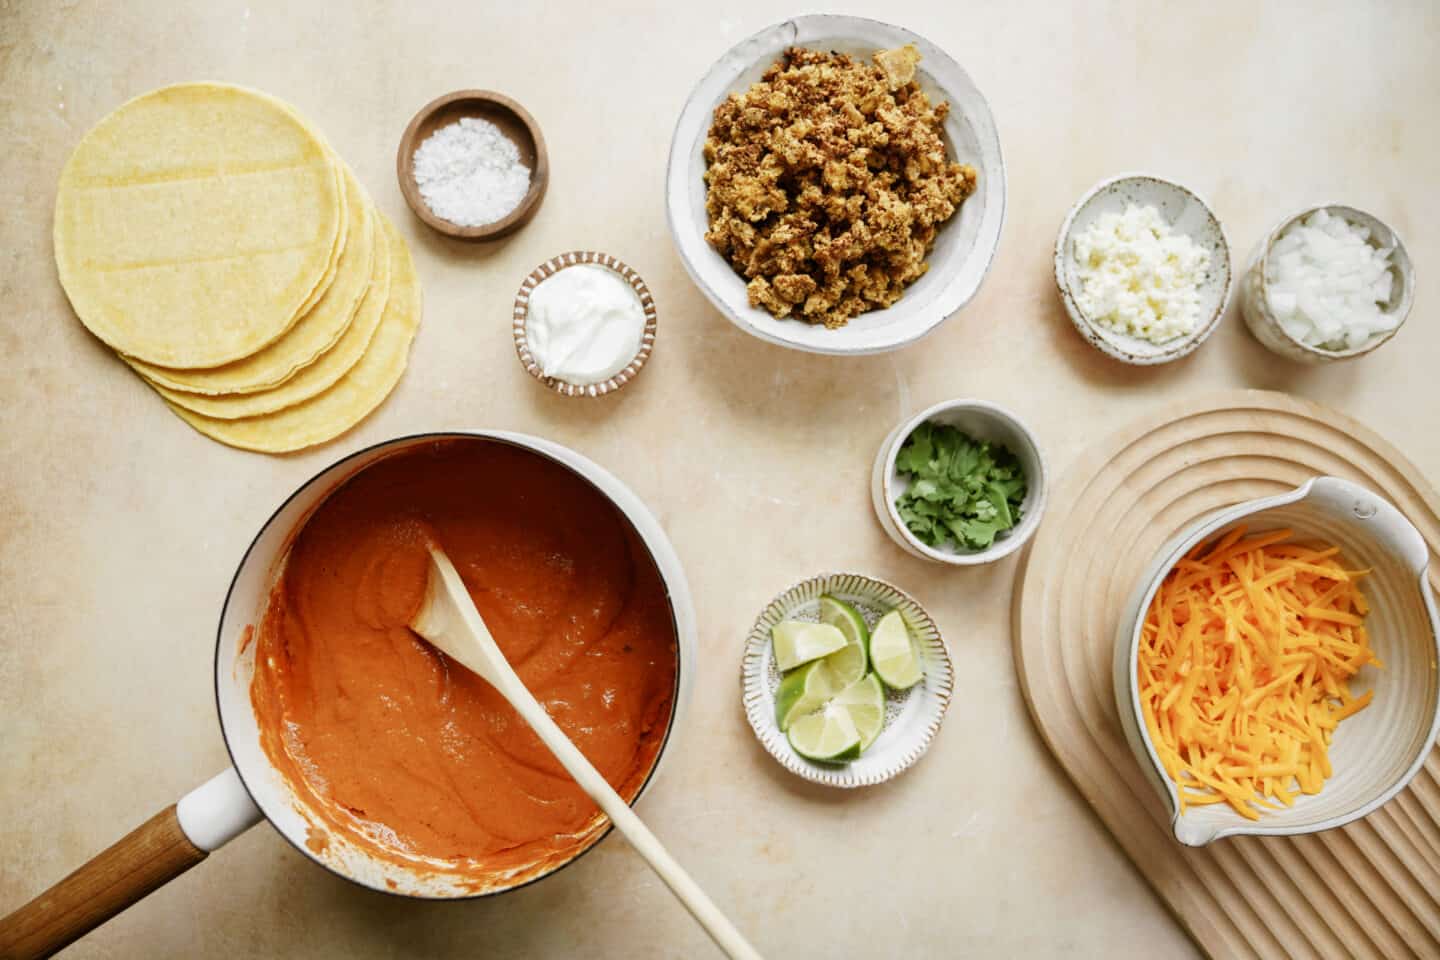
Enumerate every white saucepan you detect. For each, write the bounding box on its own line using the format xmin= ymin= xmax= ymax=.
xmin=0 ymin=431 xmax=696 ymax=958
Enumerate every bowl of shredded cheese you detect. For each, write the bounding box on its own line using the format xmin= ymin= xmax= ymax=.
xmin=1114 ymin=476 xmax=1440 ymax=846
xmin=1055 ymin=174 xmax=1231 ymax=365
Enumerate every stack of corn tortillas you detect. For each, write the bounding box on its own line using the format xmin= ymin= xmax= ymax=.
xmin=53 ymin=82 xmax=421 ymax=453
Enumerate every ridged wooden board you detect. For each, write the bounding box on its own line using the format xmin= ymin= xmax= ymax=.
xmin=1013 ymin=389 xmax=1440 ymax=959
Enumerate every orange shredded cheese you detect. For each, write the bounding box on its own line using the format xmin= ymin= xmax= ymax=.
xmin=1137 ymin=527 xmax=1381 ymax=820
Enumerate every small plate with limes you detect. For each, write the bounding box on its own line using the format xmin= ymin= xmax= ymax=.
xmin=741 ymin=572 xmax=953 ymax=787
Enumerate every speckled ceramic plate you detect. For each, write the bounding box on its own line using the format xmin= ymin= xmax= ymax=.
xmin=513 ymin=251 xmax=657 ymax=398
xmin=1053 ymin=173 xmax=1232 ymax=365
xmin=741 ymin=573 xmax=952 ymax=787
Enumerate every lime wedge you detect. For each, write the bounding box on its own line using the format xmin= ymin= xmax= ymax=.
xmin=818 ymin=595 xmax=869 ymax=687
xmin=831 ymin=673 xmax=886 ymax=751
xmin=786 ymin=702 xmax=862 ymax=762
xmin=774 ymin=659 xmax=840 ymax=731
xmin=871 ymin=610 xmax=923 ymax=690
xmin=772 ymin=620 xmax=847 ymax=672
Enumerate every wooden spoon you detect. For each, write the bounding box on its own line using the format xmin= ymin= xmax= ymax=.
xmin=409 ymin=545 xmax=762 ymax=960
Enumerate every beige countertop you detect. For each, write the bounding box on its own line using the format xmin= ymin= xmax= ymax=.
xmin=2 ymin=1 xmax=1436 ymax=956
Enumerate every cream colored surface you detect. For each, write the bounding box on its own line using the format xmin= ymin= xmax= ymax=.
xmin=1 ymin=2 xmax=1436 ymax=958
xmin=53 ymin=83 xmax=343 ymax=367
xmin=170 ymin=216 xmax=418 ymax=451
xmin=135 ymin=167 xmax=377 ymax=397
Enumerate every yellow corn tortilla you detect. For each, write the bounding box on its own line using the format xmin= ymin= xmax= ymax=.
xmin=169 ymin=217 xmax=420 ymax=453
xmin=289 ymin=155 xmax=348 ymax=318
xmin=131 ymin=166 xmax=375 ymax=395
xmin=152 ymin=210 xmax=392 ymax=418
xmin=54 ymin=83 xmax=343 ymax=367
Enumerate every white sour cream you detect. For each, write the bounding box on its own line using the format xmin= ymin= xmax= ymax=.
xmin=525 ymin=265 xmax=645 ymax=385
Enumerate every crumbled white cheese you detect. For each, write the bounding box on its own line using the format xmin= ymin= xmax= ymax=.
xmin=1072 ymin=204 xmax=1211 ymax=344
xmin=1264 ymin=208 xmax=1398 ymax=351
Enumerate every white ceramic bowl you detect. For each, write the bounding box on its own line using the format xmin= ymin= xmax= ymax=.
xmin=1054 ymin=174 xmax=1232 ymax=365
xmin=741 ymin=572 xmax=952 ymax=787
xmin=1239 ymin=204 xmax=1415 ymax=364
xmin=871 ymin=399 xmax=1047 ymax=565
xmin=1114 ymin=476 xmax=1440 ymax=846
xmin=665 ymin=14 xmax=1006 ymax=355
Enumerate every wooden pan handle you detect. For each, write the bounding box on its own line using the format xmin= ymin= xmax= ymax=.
xmin=0 ymin=805 xmax=207 ymax=959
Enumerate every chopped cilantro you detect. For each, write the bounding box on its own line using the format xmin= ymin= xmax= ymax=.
xmin=893 ymin=421 xmax=1027 ymax=551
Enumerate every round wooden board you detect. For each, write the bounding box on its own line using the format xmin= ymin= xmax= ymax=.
xmin=1013 ymin=389 xmax=1440 ymax=960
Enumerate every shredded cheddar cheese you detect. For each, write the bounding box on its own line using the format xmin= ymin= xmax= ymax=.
xmin=1137 ymin=527 xmax=1380 ymax=820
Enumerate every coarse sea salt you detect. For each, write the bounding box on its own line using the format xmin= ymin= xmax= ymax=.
xmin=1264 ymin=209 xmax=1397 ymax=352
xmin=412 ymin=116 xmax=531 ymax=227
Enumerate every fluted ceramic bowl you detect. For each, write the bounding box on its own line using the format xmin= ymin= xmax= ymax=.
xmin=741 ymin=572 xmax=953 ymax=787
xmin=1114 ymin=476 xmax=1440 ymax=846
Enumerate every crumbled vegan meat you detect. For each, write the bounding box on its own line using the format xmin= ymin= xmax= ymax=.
xmin=703 ymin=45 xmax=977 ymax=328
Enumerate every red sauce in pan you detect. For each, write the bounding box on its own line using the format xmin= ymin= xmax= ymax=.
xmin=249 ymin=440 xmax=677 ymax=887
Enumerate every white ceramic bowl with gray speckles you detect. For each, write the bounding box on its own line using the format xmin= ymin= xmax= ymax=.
xmin=666 ymin=14 xmax=1006 ymax=356
xmin=741 ymin=573 xmax=952 ymax=787
xmin=1054 ymin=174 xmax=1232 ymax=365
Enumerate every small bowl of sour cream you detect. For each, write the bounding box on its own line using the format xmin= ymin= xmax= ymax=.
xmin=513 ymin=251 xmax=657 ymax=398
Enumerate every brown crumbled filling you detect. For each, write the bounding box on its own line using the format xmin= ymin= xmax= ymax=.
xmin=702 ymin=45 xmax=978 ymax=329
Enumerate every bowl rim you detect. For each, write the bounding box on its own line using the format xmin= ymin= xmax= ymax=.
xmin=395 ymin=89 xmax=549 ymax=242
xmin=512 ymin=251 xmax=657 ymax=398
xmin=1119 ymin=475 xmax=1440 ymax=845
xmin=663 ymin=13 xmax=1007 ymax=356
xmin=877 ymin=398 xmax=1048 ymax=565
xmin=1249 ymin=202 xmax=1415 ymax=360
xmin=740 ymin=570 xmax=953 ymax=787
xmin=1053 ymin=172 xmax=1232 ymax=366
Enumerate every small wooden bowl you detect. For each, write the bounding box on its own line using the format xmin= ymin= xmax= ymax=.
xmin=513 ymin=252 xmax=657 ymax=398
xmin=396 ymin=89 xmax=548 ymax=241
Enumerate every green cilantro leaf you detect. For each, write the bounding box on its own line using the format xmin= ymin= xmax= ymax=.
xmin=892 ymin=421 xmax=1028 ymax=552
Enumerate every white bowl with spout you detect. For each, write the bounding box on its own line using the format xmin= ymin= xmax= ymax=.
xmin=1114 ymin=476 xmax=1440 ymax=846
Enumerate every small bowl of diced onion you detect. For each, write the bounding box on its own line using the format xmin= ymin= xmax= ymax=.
xmin=1240 ymin=204 xmax=1414 ymax=364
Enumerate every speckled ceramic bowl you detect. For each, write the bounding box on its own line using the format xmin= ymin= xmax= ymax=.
xmin=1054 ymin=174 xmax=1232 ymax=365
xmin=1239 ymin=204 xmax=1414 ymax=364
xmin=513 ymin=251 xmax=657 ymax=398
xmin=666 ymin=14 xmax=1005 ymax=356
xmin=741 ymin=572 xmax=952 ymax=788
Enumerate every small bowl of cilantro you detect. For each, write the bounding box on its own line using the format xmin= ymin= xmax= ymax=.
xmin=871 ymin=399 xmax=1047 ymax=565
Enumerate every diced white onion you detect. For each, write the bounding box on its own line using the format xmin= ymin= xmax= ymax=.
xmin=1263 ymin=210 xmax=1397 ymax=351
